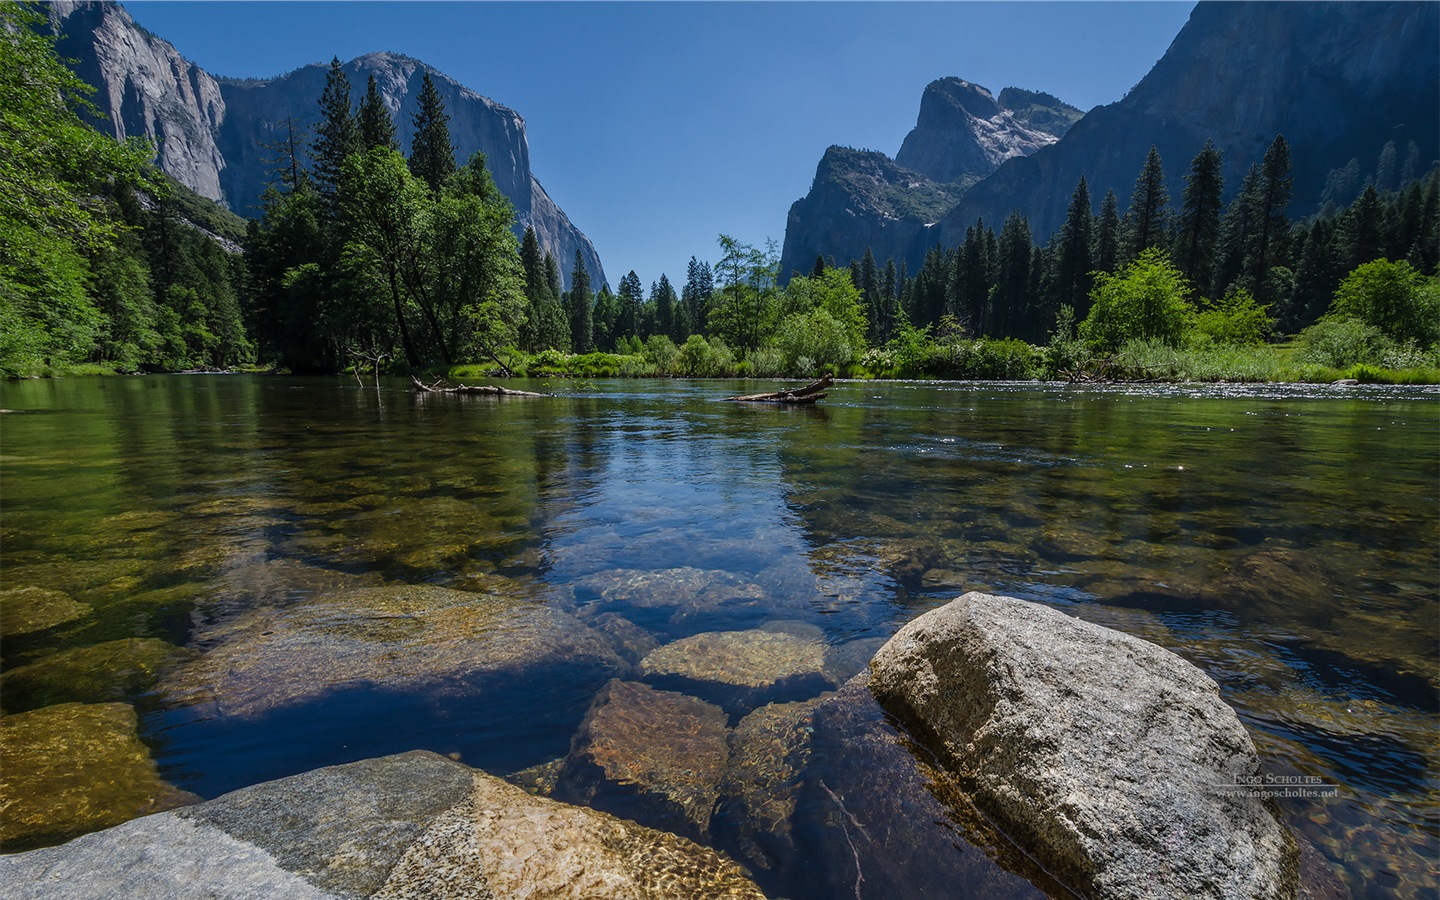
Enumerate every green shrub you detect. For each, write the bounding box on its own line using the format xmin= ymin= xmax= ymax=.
xmin=1191 ymin=288 xmax=1273 ymax=346
xmin=1331 ymin=259 xmax=1440 ymax=347
xmin=1296 ymin=317 xmax=1394 ymax=368
xmin=1080 ymin=249 xmax=1195 ymax=353
xmin=774 ymin=309 xmax=854 ymax=375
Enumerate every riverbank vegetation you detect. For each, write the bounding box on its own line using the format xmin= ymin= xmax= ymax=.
xmin=3 ymin=6 xmax=1437 ymax=384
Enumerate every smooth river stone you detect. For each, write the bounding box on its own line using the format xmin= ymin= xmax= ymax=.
xmin=868 ymin=592 xmax=1299 ymax=900
xmin=0 ymin=751 xmax=765 ymax=900
xmin=159 ymin=584 xmax=622 ymax=718
xmin=716 ymin=696 xmax=828 ymax=874
xmin=0 ymin=702 xmax=197 ymax=850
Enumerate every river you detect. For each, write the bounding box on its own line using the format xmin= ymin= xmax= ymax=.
xmin=1 ymin=375 xmax=1435 ymax=896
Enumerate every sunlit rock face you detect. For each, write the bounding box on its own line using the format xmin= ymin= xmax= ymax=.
xmin=0 ymin=751 xmax=767 ymax=899
xmin=45 ymin=2 xmax=605 ymax=288
xmin=895 ymin=78 xmax=1073 ymax=185
xmin=869 ymin=591 xmax=1299 ymax=900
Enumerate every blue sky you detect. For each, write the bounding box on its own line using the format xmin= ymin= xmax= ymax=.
xmin=125 ymin=1 xmax=1196 ymax=290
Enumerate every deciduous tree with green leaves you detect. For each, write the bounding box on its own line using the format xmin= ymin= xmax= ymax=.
xmin=1079 ymin=248 xmax=1195 ymax=353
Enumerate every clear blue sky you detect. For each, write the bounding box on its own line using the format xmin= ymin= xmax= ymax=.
xmin=125 ymin=1 xmax=1196 ymax=290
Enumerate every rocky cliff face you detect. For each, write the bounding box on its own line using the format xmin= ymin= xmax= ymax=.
xmin=46 ymin=2 xmax=604 ymax=289
xmin=940 ymin=1 xmax=1440 ymax=243
xmin=779 ymin=79 xmax=1079 ymax=279
xmin=780 ymin=148 xmax=963 ymax=278
xmin=48 ymin=0 xmax=227 ymax=201
xmin=894 ymin=78 xmax=1076 ymax=185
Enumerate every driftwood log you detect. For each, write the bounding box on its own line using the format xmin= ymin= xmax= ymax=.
xmin=724 ymin=375 xmax=832 ymax=404
xmin=410 ymin=376 xmax=547 ymax=397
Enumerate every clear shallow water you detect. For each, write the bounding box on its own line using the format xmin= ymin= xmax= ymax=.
xmin=1 ymin=375 xmax=1436 ymax=895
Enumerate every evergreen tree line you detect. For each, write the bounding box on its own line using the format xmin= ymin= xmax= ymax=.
xmin=0 ymin=2 xmax=251 ymax=376
xmin=5 ymin=2 xmax=1436 ymax=380
xmin=850 ymin=136 xmax=1440 ymax=347
xmin=246 ymin=60 xmax=524 ymax=373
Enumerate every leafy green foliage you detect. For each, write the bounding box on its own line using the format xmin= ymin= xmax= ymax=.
xmin=774 ymin=309 xmax=855 ymax=375
xmin=1329 ymin=259 xmax=1439 ymax=347
xmin=1080 ymin=249 xmax=1195 ymax=353
xmin=1191 ymin=288 xmax=1273 ymax=346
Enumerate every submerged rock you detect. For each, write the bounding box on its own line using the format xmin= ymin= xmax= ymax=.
xmin=159 ymin=584 xmax=622 ymax=718
xmin=637 ymin=625 xmax=832 ymax=708
xmin=554 ymin=680 xmax=729 ymax=842
xmin=869 ymin=591 xmax=1299 ymax=899
xmin=0 ymin=703 xmax=196 ymax=850
xmin=0 ymin=639 xmax=194 ymax=711
xmin=783 ymin=676 xmax=1052 ymax=899
xmin=716 ymin=696 xmax=827 ymax=875
xmin=2 ymin=587 xmax=91 ymax=636
xmin=0 ymin=751 xmax=764 ymax=899
xmin=574 ymin=567 xmax=777 ymax=632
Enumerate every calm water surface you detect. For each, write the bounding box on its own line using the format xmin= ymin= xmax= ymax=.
xmin=1 ymin=376 xmax=1436 ymax=896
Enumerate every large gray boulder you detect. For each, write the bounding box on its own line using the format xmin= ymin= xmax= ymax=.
xmin=0 ymin=751 xmax=764 ymax=899
xmin=868 ymin=592 xmax=1298 ymax=899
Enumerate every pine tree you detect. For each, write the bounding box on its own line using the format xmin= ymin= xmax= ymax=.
xmin=653 ymin=274 xmax=678 ymax=343
xmin=859 ymin=248 xmax=880 ymax=343
xmin=358 ymin=74 xmax=398 ymax=152
xmin=592 ymin=283 xmax=618 ymax=350
xmin=1093 ymin=189 xmax=1121 ymax=276
xmin=1336 ymin=185 xmax=1386 ymax=273
xmin=1375 ymin=141 xmax=1398 ymax=194
xmin=312 ymin=57 xmax=359 ymax=199
xmin=1124 ymin=145 xmax=1169 ymax=262
xmin=409 ymin=71 xmax=456 ymax=192
xmin=909 ymin=245 xmax=947 ymax=328
xmin=682 ymin=256 xmax=713 ymax=336
xmin=1290 ymin=218 xmax=1337 ymax=330
xmin=1172 ymin=140 xmax=1223 ymax=294
xmin=811 ymin=254 xmax=827 ymax=279
xmin=545 ymin=252 xmax=563 ymax=303
xmin=567 ymin=251 xmax=593 ymax=353
xmin=1214 ymin=164 xmax=1262 ymax=297
xmin=1053 ymin=175 xmax=1094 ymax=316
xmin=617 ymin=270 xmax=643 ymax=340
xmin=1249 ymin=134 xmax=1292 ymax=307
xmin=992 ymin=211 xmax=1033 ymax=338
xmin=880 ymin=257 xmax=898 ymax=344
xmin=519 ymin=226 xmax=548 ymax=351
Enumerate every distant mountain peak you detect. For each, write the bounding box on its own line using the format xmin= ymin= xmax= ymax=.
xmin=895 ymin=77 xmax=1078 ymax=185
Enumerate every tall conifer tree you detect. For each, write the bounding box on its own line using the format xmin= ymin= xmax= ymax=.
xmin=1053 ymin=175 xmax=1094 ymax=315
xmin=567 ymin=250 xmax=593 ymax=353
xmin=1249 ymin=134 xmax=1292 ymax=305
xmin=1124 ymin=145 xmax=1169 ymax=262
xmin=1173 ymin=140 xmax=1224 ymax=294
xmin=992 ymin=211 xmax=1033 ymax=338
xmin=1093 ymin=189 xmax=1121 ymax=275
xmin=409 ymin=72 xmax=456 ymax=192
xmin=312 ymin=57 xmax=358 ymax=199
xmin=357 ymin=74 xmax=398 ymax=152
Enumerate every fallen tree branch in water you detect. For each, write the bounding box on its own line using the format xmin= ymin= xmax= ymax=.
xmin=724 ymin=375 xmax=833 ymax=404
xmin=410 ymin=376 xmax=548 ymax=397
